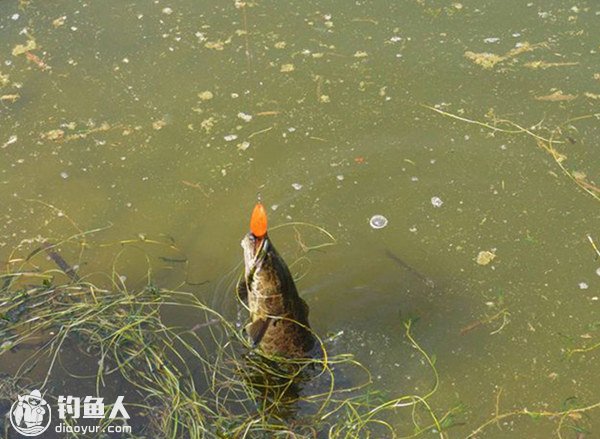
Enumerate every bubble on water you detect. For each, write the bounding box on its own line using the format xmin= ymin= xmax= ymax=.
xmin=336 ymin=175 xmax=344 ymax=181
xmin=291 ymin=183 xmax=303 ymax=191
xmin=60 ymin=171 xmax=69 ymax=179
xmin=224 ymin=134 xmax=238 ymax=142
xmin=579 ymin=282 xmax=589 ymax=290
xmin=162 ymin=7 xmax=173 ymax=15
xmin=596 ymin=267 xmax=600 ymax=277
xmin=431 ymin=196 xmax=444 ymax=207
xmin=484 ymin=37 xmax=500 ymax=43
xmin=11 ymin=13 xmax=20 ymax=20
xmin=369 ymin=215 xmax=388 ymax=229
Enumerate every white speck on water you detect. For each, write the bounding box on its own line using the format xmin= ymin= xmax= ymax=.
xmin=126 ymin=202 xmax=132 ymax=208
xmin=288 ymin=127 xmax=296 ymax=132
xmin=431 ymin=196 xmax=444 ymax=207
xmin=231 ymin=93 xmax=239 ymax=99
xmin=411 ymin=176 xmax=419 ymax=182
xmin=271 ymin=204 xmax=279 ymax=211
xmin=579 ymin=282 xmax=589 ymax=290
xmin=512 ymin=32 xmax=521 ymax=37
xmin=500 ymin=144 xmax=507 ymax=150
xmin=291 ymin=183 xmax=303 ymax=191
xmin=595 ymin=267 xmax=600 ymax=277
xmin=122 ymin=58 xmax=129 ymax=63
xmin=409 ymin=226 xmax=417 ymax=233
xmin=237 ymin=112 xmax=252 ymax=122
xmin=390 ymin=36 xmax=402 ymax=42
xmin=224 ymin=134 xmax=238 ymax=142
xmin=119 ymin=275 xmax=127 ymax=283
xmin=60 ymin=171 xmax=69 ymax=179
xmin=336 ymin=174 xmax=344 ymax=181
xmin=369 ymin=215 xmax=388 ymax=229
xmin=592 ymin=296 xmax=599 ymax=301
xmin=162 ymin=7 xmax=173 ymax=15
xmin=11 ymin=13 xmax=19 ymax=20
xmin=484 ymin=37 xmax=500 ymax=43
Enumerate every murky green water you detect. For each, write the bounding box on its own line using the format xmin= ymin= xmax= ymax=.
xmin=2 ymin=0 xmax=600 ymax=437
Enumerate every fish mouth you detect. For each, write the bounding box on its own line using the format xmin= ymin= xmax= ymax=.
xmin=241 ymin=233 xmax=268 ymax=276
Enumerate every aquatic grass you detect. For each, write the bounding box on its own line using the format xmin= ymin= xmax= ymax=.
xmin=0 ymin=235 xmax=456 ymax=438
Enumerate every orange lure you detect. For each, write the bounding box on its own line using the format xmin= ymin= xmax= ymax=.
xmin=250 ymin=202 xmax=268 ymax=238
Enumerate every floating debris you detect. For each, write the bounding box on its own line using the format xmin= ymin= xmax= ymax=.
xmin=237 ymin=141 xmax=250 ymax=151
xmin=476 ymin=250 xmax=496 ymax=266
xmin=12 ymin=39 xmax=37 ymax=56
xmin=525 ymin=60 xmax=579 ymax=69
xmin=237 ymin=112 xmax=252 ymax=122
xmin=0 ymin=73 xmax=9 ymax=87
xmin=465 ymin=41 xmax=539 ymax=70
xmin=224 ymin=134 xmax=238 ymax=142
xmin=0 ymin=94 xmax=19 ymax=103
xmin=60 ymin=171 xmax=69 ymax=179
xmin=162 ymin=7 xmax=173 ymax=15
xmin=483 ymin=37 xmax=500 ymax=44
xmin=353 ymin=51 xmax=368 ymax=58
xmin=291 ymin=183 xmax=303 ymax=190
xmin=205 ymin=40 xmax=226 ymax=51
xmin=431 ymin=196 xmax=444 ymax=207
xmin=25 ymin=52 xmax=50 ymax=71
xmin=579 ymin=282 xmax=589 ymax=290
xmin=280 ymin=63 xmax=295 ymax=73
xmin=319 ymin=95 xmax=331 ymax=103
xmin=369 ymin=215 xmax=388 ymax=229
xmin=200 ymin=117 xmax=216 ymax=133
xmin=52 ymin=16 xmax=66 ymax=28
xmin=1 ymin=135 xmax=17 ymax=149
xmin=596 ymin=267 xmax=600 ymax=277
xmin=535 ymin=90 xmax=577 ymax=102
xmin=464 ymin=51 xmax=503 ymax=69
xmin=198 ymin=91 xmax=213 ymax=101
xmin=152 ymin=119 xmax=167 ymax=130
xmin=41 ymin=129 xmax=65 ymax=141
